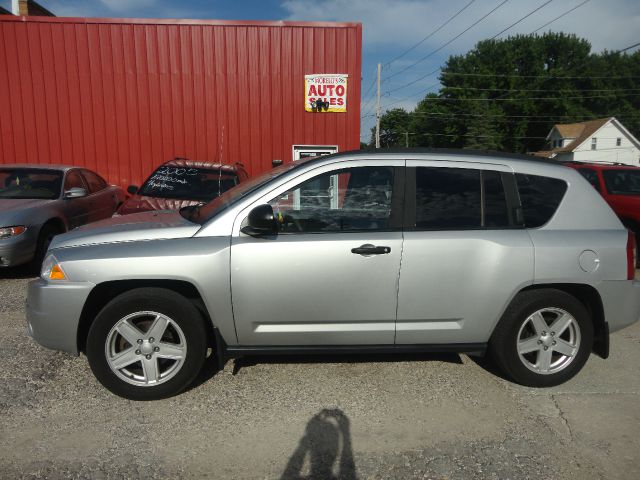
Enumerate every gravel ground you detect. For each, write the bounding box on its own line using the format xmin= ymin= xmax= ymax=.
xmin=1 ymin=272 xmax=639 ymax=479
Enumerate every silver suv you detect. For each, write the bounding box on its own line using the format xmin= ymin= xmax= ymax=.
xmin=26 ymin=150 xmax=640 ymax=400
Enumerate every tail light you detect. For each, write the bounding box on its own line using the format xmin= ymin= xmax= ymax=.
xmin=627 ymin=231 xmax=636 ymax=280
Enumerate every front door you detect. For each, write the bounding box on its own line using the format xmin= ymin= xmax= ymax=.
xmin=231 ymin=160 xmax=404 ymax=346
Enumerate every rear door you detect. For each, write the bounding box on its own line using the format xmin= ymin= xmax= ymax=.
xmin=396 ymin=160 xmax=534 ymax=345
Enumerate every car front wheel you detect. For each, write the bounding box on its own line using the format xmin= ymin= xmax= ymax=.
xmin=86 ymin=288 xmax=207 ymax=400
xmin=490 ymin=289 xmax=593 ymax=387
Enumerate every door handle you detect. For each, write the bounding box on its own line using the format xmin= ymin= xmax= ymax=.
xmin=351 ymin=244 xmax=391 ymax=255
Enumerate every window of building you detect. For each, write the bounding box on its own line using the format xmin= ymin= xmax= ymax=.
xmin=591 ymin=137 xmax=597 ymax=150
xmin=617 ymin=138 xmax=622 ymax=147
xmin=515 ymin=174 xmax=568 ymax=228
xmin=268 ymin=166 xmax=394 ymax=233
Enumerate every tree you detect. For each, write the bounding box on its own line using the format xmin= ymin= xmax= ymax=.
xmin=377 ymin=32 xmax=640 ymax=154
xmin=369 ymin=108 xmax=412 ymax=148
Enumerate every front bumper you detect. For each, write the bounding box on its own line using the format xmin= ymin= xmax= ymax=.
xmin=26 ymin=278 xmax=95 ymax=356
xmin=0 ymin=229 xmax=37 ymax=267
xmin=599 ymin=280 xmax=640 ymax=334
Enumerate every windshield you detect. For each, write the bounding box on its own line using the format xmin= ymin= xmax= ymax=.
xmin=603 ymin=169 xmax=640 ymax=195
xmin=0 ymin=168 xmax=63 ymax=200
xmin=183 ymin=160 xmax=307 ymax=224
xmin=138 ymin=165 xmax=239 ymax=201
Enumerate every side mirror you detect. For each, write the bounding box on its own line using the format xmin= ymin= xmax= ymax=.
xmin=241 ymin=204 xmax=278 ymax=237
xmin=64 ymin=187 xmax=88 ymax=199
xmin=127 ymin=185 xmax=138 ymax=195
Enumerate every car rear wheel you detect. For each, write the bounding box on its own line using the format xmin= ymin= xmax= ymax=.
xmin=86 ymin=288 xmax=207 ymax=400
xmin=490 ymin=289 xmax=593 ymax=387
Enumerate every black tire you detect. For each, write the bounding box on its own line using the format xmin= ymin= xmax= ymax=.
xmin=489 ymin=289 xmax=593 ymax=388
xmin=86 ymin=287 xmax=207 ymax=400
xmin=32 ymin=222 xmax=63 ymax=271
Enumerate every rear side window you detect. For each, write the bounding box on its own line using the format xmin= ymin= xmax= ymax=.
xmin=602 ymin=169 xmax=640 ymax=195
xmin=515 ymin=174 xmax=567 ymax=228
xmin=412 ymin=167 xmax=511 ymax=230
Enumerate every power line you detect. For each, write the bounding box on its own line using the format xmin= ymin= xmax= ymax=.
xmin=383 ymin=0 xmax=476 ymax=69
xmin=363 ymin=111 xmax=640 ymax=123
xmin=383 ymin=0 xmax=510 ymax=82
xmin=618 ymin=41 xmax=640 ymax=53
xmin=531 ymin=0 xmax=590 ymax=33
xmin=375 ymin=111 xmax=640 ymax=119
xmin=490 ymin=0 xmax=554 ymax=40
xmin=440 ymin=86 xmax=640 ymax=93
xmin=407 ymin=132 xmax=548 ymax=139
xmin=384 ymin=92 xmax=640 ymax=102
xmin=439 ymin=71 xmax=640 ymax=79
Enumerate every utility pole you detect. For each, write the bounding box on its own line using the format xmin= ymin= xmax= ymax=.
xmin=404 ymin=132 xmax=409 ymax=148
xmin=375 ymin=63 xmax=381 ymax=149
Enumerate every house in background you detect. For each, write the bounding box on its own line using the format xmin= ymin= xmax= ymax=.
xmin=531 ymin=117 xmax=640 ymax=166
xmin=0 ymin=0 xmax=55 ymax=16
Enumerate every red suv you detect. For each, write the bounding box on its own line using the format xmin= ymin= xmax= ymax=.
xmin=566 ymin=161 xmax=640 ymax=250
xmin=117 ymin=158 xmax=248 ymax=216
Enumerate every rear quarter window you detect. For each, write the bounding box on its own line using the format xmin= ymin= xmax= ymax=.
xmin=515 ymin=173 xmax=568 ymax=228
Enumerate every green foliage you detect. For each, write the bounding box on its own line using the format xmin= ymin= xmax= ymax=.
xmin=375 ymin=33 xmax=640 ymax=153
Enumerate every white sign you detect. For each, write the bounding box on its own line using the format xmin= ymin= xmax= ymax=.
xmin=305 ymin=74 xmax=348 ymax=113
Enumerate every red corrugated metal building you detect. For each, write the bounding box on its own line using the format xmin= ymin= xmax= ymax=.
xmin=0 ymin=16 xmax=362 ymax=187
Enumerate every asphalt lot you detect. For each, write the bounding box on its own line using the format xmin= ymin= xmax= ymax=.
xmin=1 ymin=269 xmax=639 ymax=479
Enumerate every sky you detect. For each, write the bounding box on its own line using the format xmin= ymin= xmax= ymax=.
xmin=2 ymin=0 xmax=639 ymax=142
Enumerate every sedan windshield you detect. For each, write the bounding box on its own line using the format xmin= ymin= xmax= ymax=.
xmin=0 ymin=168 xmax=63 ymax=200
xmin=138 ymin=166 xmax=239 ymax=201
xmin=183 ymin=160 xmax=310 ymax=224
xmin=603 ymin=169 xmax=640 ymax=195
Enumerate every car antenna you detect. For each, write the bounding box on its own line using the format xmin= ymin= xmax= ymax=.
xmin=218 ymin=125 xmax=224 ymax=197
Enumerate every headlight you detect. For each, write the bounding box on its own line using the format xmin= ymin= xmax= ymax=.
xmin=0 ymin=226 xmax=26 ymax=239
xmin=40 ymin=253 xmax=67 ymax=281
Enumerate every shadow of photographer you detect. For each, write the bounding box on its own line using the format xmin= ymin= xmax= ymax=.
xmin=281 ymin=408 xmax=357 ymax=480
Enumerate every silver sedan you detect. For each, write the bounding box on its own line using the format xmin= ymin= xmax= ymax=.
xmin=0 ymin=164 xmax=124 ymax=268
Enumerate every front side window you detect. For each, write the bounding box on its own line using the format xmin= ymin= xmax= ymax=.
xmin=411 ymin=167 xmax=511 ymax=230
xmin=616 ymin=138 xmax=622 ymax=147
xmin=268 ymin=166 xmax=394 ymax=233
xmin=81 ymin=170 xmax=107 ymax=193
xmin=602 ymin=169 xmax=640 ymax=195
xmin=0 ymin=168 xmax=63 ymax=200
xmin=515 ymin=174 xmax=568 ymax=228
xmin=591 ymin=137 xmax=597 ymax=150
xmin=64 ymin=170 xmax=86 ymax=191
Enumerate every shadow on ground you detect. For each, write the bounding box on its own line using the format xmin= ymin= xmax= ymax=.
xmin=0 ymin=264 xmax=36 ymax=280
xmin=281 ymin=408 xmax=357 ymax=480
xmin=188 ymin=351 xmax=465 ymax=391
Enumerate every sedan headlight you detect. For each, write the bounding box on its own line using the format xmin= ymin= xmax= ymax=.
xmin=0 ymin=226 xmax=26 ymax=239
xmin=40 ymin=253 xmax=67 ymax=281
